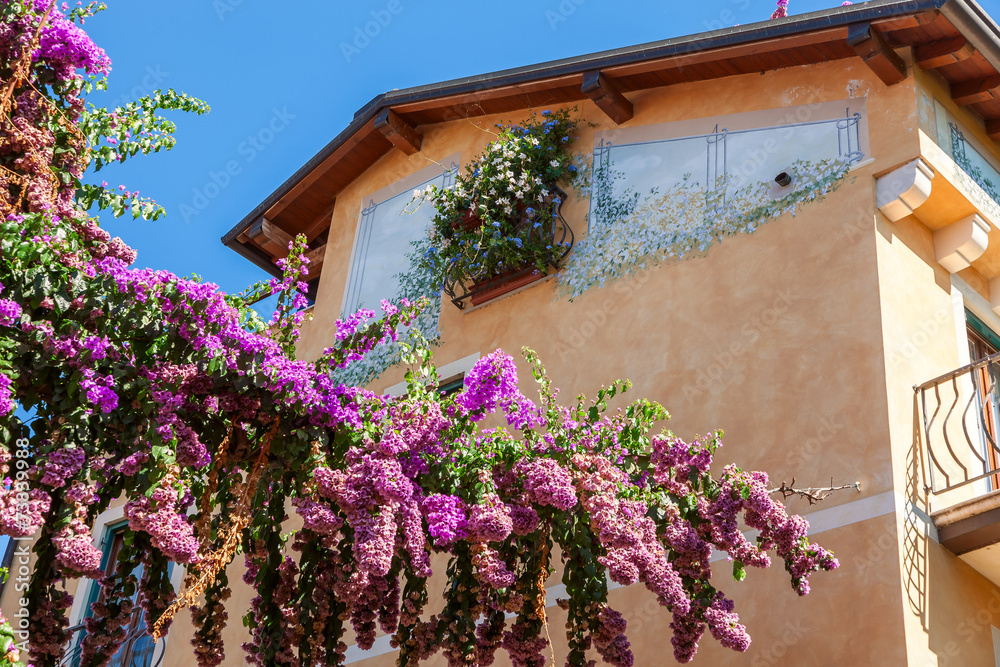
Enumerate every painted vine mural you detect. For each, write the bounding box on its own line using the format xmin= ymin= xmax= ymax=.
xmin=0 ymin=2 xmax=851 ymax=667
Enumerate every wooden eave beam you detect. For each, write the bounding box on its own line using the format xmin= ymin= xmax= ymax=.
xmin=915 ymin=37 xmax=976 ymax=69
xmin=952 ymin=76 xmax=1000 ymax=106
xmin=304 ymin=244 xmax=326 ymax=279
xmin=263 ymin=117 xmax=379 ymax=221
xmin=390 ymin=73 xmax=585 ymax=116
xmin=847 ymin=22 xmax=907 ymax=86
xmin=301 ymin=202 xmax=337 ymax=244
xmin=581 ymin=70 xmax=633 ymax=125
xmin=247 ymin=217 xmax=294 ymax=260
xmin=986 ymin=118 xmax=1000 ymax=142
xmin=870 ymin=9 xmax=939 ymax=34
xmin=604 ymin=26 xmax=849 ymax=79
xmin=374 ymin=108 xmax=423 ymax=156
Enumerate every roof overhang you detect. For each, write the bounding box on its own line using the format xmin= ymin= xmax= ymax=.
xmin=222 ymin=0 xmax=1000 ymax=278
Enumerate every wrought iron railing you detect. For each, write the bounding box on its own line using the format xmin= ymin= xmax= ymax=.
xmin=443 ymin=186 xmax=574 ymax=309
xmin=950 ymin=122 xmax=1000 ymax=206
xmin=59 ymin=608 xmax=165 ymax=667
xmin=916 ymin=351 xmax=1000 ymax=495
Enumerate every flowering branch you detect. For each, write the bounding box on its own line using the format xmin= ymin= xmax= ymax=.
xmin=768 ymin=478 xmax=862 ymax=505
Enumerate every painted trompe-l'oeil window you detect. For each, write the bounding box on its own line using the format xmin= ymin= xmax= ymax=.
xmin=560 ymin=99 xmax=869 ymax=299
xmin=922 ymin=92 xmax=1000 ymax=211
xmin=336 ymin=159 xmax=459 ymax=386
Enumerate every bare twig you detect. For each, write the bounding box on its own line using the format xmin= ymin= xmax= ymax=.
xmin=768 ymin=477 xmax=861 ymax=505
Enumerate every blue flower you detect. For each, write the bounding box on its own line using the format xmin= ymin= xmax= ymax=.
xmin=542 ymin=110 xmax=552 ymax=116
xmin=514 ymin=238 xmax=523 ymax=248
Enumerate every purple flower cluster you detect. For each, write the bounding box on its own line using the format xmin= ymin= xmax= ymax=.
xmin=703 ymin=593 xmax=751 ymax=653
xmin=471 ymin=544 xmax=515 ymax=589
xmin=115 ymin=450 xmax=148 ymax=476
xmin=421 ymin=493 xmax=468 ymax=546
xmin=467 ymin=493 xmax=513 ymax=543
xmin=32 ymin=0 xmax=111 ymax=77
xmin=517 ymin=458 xmax=577 ymax=510
xmin=0 ymin=298 xmax=20 ymax=326
xmin=37 ymin=446 xmax=85 ymax=488
xmin=125 ymin=483 xmax=200 ymax=564
xmin=291 ymin=496 xmax=343 ymax=536
xmin=52 ymin=517 xmax=103 ymax=576
xmin=175 ymin=425 xmax=210 ymax=469
xmin=576 ymin=455 xmax=691 ymax=617
xmin=0 ymin=374 xmax=13 ymax=417
xmin=79 ymin=368 xmax=118 ymax=413
xmin=454 ymin=350 xmax=542 ymax=429
xmin=0 ymin=448 xmax=50 ymax=537
xmin=594 ymin=606 xmax=634 ymax=667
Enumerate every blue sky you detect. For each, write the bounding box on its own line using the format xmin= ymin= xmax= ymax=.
xmin=82 ymin=0 xmax=1000 ymax=301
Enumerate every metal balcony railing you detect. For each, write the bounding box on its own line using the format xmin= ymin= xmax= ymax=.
xmin=950 ymin=122 xmax=1000 ymax=207
xmin=916 ymin=351 xmax=1000 ymax=495
xmin=59 ymin=608 xmax=165 ymax=667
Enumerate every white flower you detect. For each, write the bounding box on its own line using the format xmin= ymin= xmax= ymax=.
xmin=515 ymin=191 xmax=524 ymax=199
xmin=550 ymin=160 xmax=559 ymax=167
xmin=541 ymin=189 xmax=549 ymax=197
xmin=530 ymin=137 xmax=540 ymax=146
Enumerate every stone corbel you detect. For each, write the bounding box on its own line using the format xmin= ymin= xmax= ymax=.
xmin=934 ymin=213 xmax=989 ymax=273
xmin=876 ymin=158 xmax=934 ymax=222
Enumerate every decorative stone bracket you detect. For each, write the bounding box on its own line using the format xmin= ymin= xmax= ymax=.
xmin=877 ymin=156 xmax=992 ymax=280
xmin=934 ymin=213 xmax=990 ymax=273
xmin=876 ymin=158 xmax=934 ymax=222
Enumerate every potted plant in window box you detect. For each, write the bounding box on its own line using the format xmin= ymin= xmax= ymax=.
xmin=408 ymin=109 xmax=583 ymax=309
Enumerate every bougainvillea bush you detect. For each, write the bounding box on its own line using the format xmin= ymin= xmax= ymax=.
xmin=0 ymin=2 xmax=838 ymax=666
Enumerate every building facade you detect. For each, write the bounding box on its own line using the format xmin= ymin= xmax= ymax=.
xmin=12 ymin=0 xmax=1000 ymax=665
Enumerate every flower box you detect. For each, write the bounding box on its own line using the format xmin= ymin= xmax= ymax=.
xmin=468 ymin=267 xmax=547 ymax=307
xmin=453 ymin=208 xmax=482 ymax=233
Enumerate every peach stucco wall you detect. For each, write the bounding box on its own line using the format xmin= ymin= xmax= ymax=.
xmin=218 ymin=54 xmax=1000 ymax=667
xmin=293 ymin=55 xmax=921 ymax=666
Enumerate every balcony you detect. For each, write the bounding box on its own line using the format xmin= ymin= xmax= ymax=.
xmin=917 ymin=352 xmax=1000 ymax=583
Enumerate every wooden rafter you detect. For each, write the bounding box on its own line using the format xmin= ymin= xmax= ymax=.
xmin=847 ymin=22 xmax=907 ymax=86
xmin=915 ymin=37 xmax=976 ymax=69
xmin=986 ymin=118 xmax=1000 ymax=142
xmin=247 ymin=217 xmax=294 ymax=259
xmin=304 ymin=244 xmax=326 ymax=279
xmin=581 ymin=70 xmax=634 ymax=125
xmin=374 ymin=108 xmax=423 ymax=156
xmin=951 ymin=75 xmax=1000 ymax=106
